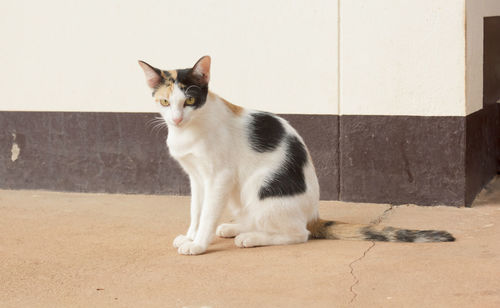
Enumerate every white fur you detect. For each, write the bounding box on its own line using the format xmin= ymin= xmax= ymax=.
xmin=158 ymin=88 xmax=319 ymax=255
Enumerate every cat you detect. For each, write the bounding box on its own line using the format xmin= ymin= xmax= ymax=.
xmin=138 ymin=56 xmax=455 ymax=255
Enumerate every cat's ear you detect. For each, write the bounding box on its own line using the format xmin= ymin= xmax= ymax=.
xmin=138 ymin=60 xmax=163 ymax=89
xmin=191 ymin=56 xmax=211 ymax=85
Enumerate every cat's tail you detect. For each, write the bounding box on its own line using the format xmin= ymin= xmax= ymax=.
xmin=307 ymin=219 xmax=455 ymax=243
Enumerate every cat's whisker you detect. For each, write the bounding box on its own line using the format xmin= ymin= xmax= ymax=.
xmin=146 ymin=117 xmax=168 ymax=136
xmin=157 ymin=124 xmax=168 ymax=135
xmin=146 ymin=118 xmax=160 ymax=126
xmin=146 ymin=118 xmax=166 ymax=128
xmin=150 ymin=120 xmax=165 ymax=128
xmin=151 ymin=122 xmax=166 ymax=134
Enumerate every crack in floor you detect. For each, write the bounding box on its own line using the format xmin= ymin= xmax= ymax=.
xmin=348 ymin=205 xmax=396 ymax=304
xmin=370 ymin=205 xmax=394 ymax=225
xmin=348 ymin=241 xmax=375 ymax=304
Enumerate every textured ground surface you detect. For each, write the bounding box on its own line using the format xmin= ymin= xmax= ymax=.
xmin=1 ymin=180 xmax=500 ymax=307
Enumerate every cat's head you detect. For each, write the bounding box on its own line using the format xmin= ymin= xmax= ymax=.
xmin=138 ymin=56 xmax=211 ymax=127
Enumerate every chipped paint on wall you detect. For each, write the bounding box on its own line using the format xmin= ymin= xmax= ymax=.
xmin=11 ymin=133 xmax=20 ymax=162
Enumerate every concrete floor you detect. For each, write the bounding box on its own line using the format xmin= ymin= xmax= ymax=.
xmin=1 ymin=181 xmax=500 ymax=308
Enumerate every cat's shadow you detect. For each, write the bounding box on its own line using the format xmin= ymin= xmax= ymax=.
xmin=204 ymin=238 xmax=237 ymax=254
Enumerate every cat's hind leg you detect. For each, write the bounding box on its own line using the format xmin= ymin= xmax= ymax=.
xmin=215 ymin=190 xmax=246 ymax=238
xmin=233 ymin=194 xmax=314 ymax=248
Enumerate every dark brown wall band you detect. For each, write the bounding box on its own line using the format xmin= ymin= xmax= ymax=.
xmin=0 ymin=112 xmax=187 ymax=195
xmin=2 ymin=110 xmax=496 ymax=206
xmin=339 ymin=115 xmax=466 ymax=206
xmin=465 ymin=104 xmax=500 ymax=205
xmin=0 ymin=112 xmax=339 ymax=199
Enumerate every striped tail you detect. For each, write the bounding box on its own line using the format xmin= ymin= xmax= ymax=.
xmin=307 ymin=219 xmax=455 ymax=243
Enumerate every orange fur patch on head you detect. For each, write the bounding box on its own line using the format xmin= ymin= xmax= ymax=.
xmin=168 ymin=70 xmax=178 ymax=79
xmin=154 ymin=83 xmax=175 ymax=101
xmin=220 ymin=97 xmax=243 ymax=116
xmin=160 ymin=70 xmax=178 ymax=81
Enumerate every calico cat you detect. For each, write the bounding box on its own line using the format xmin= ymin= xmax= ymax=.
xmin=139 ymin=56 xmax=454 ymax=255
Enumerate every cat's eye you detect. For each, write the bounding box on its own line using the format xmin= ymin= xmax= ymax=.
xmin=185 ymin=97 xmax=195 ymax=105
xmin=159 ymin=99 xmax=170 ymax=107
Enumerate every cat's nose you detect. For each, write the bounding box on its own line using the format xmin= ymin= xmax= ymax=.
xmin=173 ymin=117 xmax=183 ymax=125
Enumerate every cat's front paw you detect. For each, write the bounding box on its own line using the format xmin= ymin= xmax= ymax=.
xmin=178 ymin=242 xmax=206 ymax=255
xmin=173 ymin=234 xmax=192 ymax=248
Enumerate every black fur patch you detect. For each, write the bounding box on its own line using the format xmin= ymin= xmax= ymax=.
xmin=258 ymin=135 xmax=308 ymax=200
xmin=395 ymin=230 xmax=417 ymax=242
xmin=174 ymin=68 xmax=208 ymax=110
xmin=396 ymin=229 xmax=455 ymax=242
xmin=362 ymin=227 xmax=389 ymax=242
xmin=248 ymin=113 xmax=285 ymax=153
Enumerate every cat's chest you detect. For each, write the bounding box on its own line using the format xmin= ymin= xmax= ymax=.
xmin=166 ymin=130 xmax=205 ymax=159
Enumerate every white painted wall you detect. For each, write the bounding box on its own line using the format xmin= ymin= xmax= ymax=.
xmin=340 ymin=0 xmax=467 ymax=116
xmin=1 ymin=1 xmax=494 ymax=117
xmin=0 ymin=0 xmax=338 ymax=115
xmin=466 ymin=0 xmax=500 ymax=115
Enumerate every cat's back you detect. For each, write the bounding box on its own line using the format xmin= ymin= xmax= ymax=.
xmin=243 ymin=110 xmax=307 ymax=155
xmin=238 ymin=109 xmax=312 ymax=173
xmin=236 ymin=108 xmax=318 ymax=204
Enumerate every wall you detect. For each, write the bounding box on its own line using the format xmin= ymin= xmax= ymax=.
xmin=340 ymin=0 xmax=466 ymax=116
xmin=0 ymin=0 xmax=338 ymax=115
xmin=336 ymin=0 xmax=469 ymax=205
xmin=464 ymin=0 xmax=500 ymax=204
xmin=0 ymin=0 xmax=340 ymax=200
xmin=1 ymin=0 xmax=499 ymax=206
xmin=465 ymin=8 xmax=500 ymax=204
xmin=466 ymin=0 xmax=500 ymax=114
